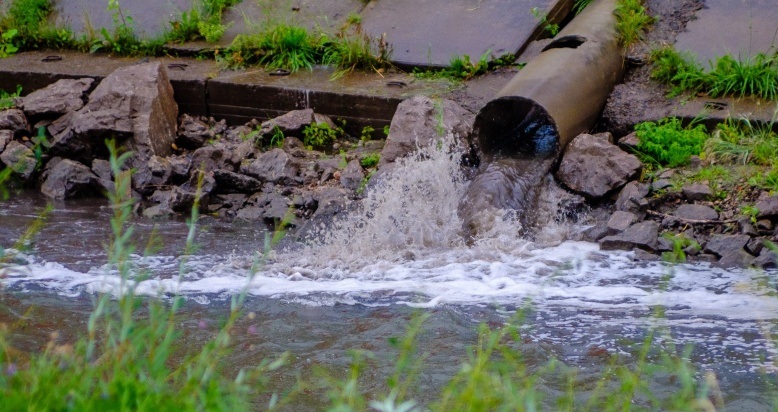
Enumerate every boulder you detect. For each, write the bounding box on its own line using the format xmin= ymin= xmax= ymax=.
xmin=754 ymin=249 xmax=778 ymax=269
xmin=258 ymin=109 xmax=315 ymax=138
xmin=240 ymin=148 xmax=299 ymax=184
xmin=556 ymin=133 xmax=643 ymax=199
xmin=340 ymin=159 xmax=365 ymax=191
xmin=716 ymin=250 xmax=755 ymax=269
xmin=581 ymin=224 xmax=614 ymax=242
xmin=190 ymin=144 xmax=234 ymax=173
xmin=615 ymin=181 xmax=649 ymax=213
xmin=599 ymin=221 xmax=659 ymax=252
xmin=379 ymin=95 xmax=473 ymax=167
xmin=607 ymin=211 xmax=637 ymax=232
xmin=617 ymin=131 xmax=639 ymax=152
xmin=213 ymin=169 xmax=262 ymax=193
xmin=91 ymin=158 xmax=114 ymax=193
xmin=682 ymin=183 xmax=713 ymax=201
xmin=0 ymin=109 xmax=29 ymax=136
xmin=674 ymin=204 xmax=719 ymax=221
xmin=755 ymin=195 xmax=778 ymax=219
xmin=132 ymin=155 xmax=172 ymax=194
xmin=0 ymin=141 xmax=37 ymax=180
xmin=704 ymin=235 xmax=750 ymax=258
xmin=51 ymin=62 xmax=177 ymax=164
xmin=20 ymin=78 xmax=94 ymax=120
xmin=40 ymin=158 xmax=98 ymax=198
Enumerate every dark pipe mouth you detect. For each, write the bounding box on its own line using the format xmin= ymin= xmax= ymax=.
xmin=473 ymin=96 xmax=560 ymax=159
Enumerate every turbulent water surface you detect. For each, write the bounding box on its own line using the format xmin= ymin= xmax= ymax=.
xmin=1 ymin=141 xmax=777 ymax=408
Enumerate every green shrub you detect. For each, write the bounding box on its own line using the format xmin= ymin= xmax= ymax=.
xmin=302 ymin=122 xmax=342 ymax=149
xmin=258 ymin=24 xmax=322 ymax=72
xmin=359 ymin=153 xmax=380 ymax=168
xmin=634 ymin=118 xmax=708 ymax=167
xmin=0 ymin=85 xmax=21 ymax=109
xmin=0 ymin=29 xmax=19 ymax=58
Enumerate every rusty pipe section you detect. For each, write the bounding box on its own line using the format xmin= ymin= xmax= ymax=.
xmin=474 ymin=0 xmax=624 ymax=160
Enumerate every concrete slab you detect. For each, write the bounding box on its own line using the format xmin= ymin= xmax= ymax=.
xmin=674 ymin=0 xmax=778 ymax=64
xmin=220 ymin=0 xmax=365 ymax=46
xmin=51 ymin=0 xmax=192 ymax=38
xmin=360 ymin=0 xmax=573 ymax=67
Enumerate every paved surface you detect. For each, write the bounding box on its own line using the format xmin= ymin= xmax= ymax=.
xmin=33 ymin=0 xmax=570 ymax=67
xmin=674 ymin=0 xmax=778 ymax=64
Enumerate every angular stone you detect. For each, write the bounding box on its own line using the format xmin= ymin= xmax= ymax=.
xmin=615 ymin=181 xmax=649 ymax=213
xmin=379 ymin=96 xmax=473 ymax=167
xmin=40 ymin=158 xmax=98 ymax=199
xmin=258 ymin=109 xmax=315 ymax=138
xmin=617 ymin=131 xmax=639 ymax=152
xmin=607 ymin=211 xmax=637 ymax=232
xmin=754 ymin=249 xmax=778 ymax=269
xmin=581 ymin=224 xmax=613 ymax=242
xmin=651 ymin=179 xmax=673 ymax=191
xmin=682 ymin=183 xmax=713 ymax=201
xmin=0 ymin=141 xmax=37 ymax=180
xmin=755 ymin=195 xmax=778 ymax=218
xmin=132 ymin=155 xmax=172 ymax=194
xmin=91 ymin=158 xmax=114 ymax=193
xmin=176 ymin=114 xmax=214 ymax=149
xmin=0 ymin=109 xmax=29 ymax=136
xmin=190 ymin=144 xmax=234 ymax=174
xmin=213 ymin=169 xmax=262 ymax=193
xmin=674 ymin=204 xmax=719 ymax=221
xmin=240 ymin=148 xmax=299 ymax=185
xmin=556 ymin=133 xmax=643 ymax=199
xmin=599 ymin=221 xmax=659 ymax=252
xmin=746 ymin=237 xmax=765 ymax=256
xmin=62 ymin=62 xmax=177 ymax=164
xmin=340 ymin=159 xmax=365 ymax=191
xmin=716 ymin=250 xmax=755 ymax=269
xmin=704 ymin=234 xmax=750 ymax=257
xmin=0 ymin=129 xmax=11 ymax=152
xmin=20 ymin=78 xmax=94 ymax=120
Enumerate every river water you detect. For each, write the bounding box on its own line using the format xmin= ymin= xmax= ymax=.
xmin=1 ymin=143 xmax=778 ymax=409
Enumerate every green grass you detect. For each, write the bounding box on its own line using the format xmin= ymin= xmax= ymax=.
xmin=614 ymin=0 xmax=653 ymax=47
xmin=302 ymin=122 xmax=342 ymax=150
xmin=634 ymin=117 xmax=708 ymax=168
xmin=322 ymin=17 xmax=391 ymax=80
xmin=167 ymin=0 xmax=239 ymax=44
xmin=0 ymin=85 xmax=22 ymax=109
xmin=651 ymin=47 xmax=778 ymax=100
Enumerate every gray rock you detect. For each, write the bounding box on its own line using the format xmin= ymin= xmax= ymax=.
xmin=716 ymin=250 xmax=755 ymax=269
xmin=754 ymin=249 xmax=778 ymax=269
xmin=169 ymin=155 xmax=191 ymax=181
xmin=54 ymin=62 xmax=177 ymax=164
xmin=20 ymin=78 xmax=94 ymax=120
xmin=91 ymin=158 xmax=114 ymax=193
xmin=213 ymin=169 xmax=262 ymax=193
xmin=379 ymin=95 xmax=473 ymax=167
xmin=599 ymin=221 xmax=659 ymax=252
xmin=0 ymin=109 xmax=29 ymax=136
xmin=674 ymin=204 xmax=719 ymax=221
xmin=615 ymin=181 xmax=649 ymax=213
xmin=651 ymin=179 xmax=673 ymax=191
xmin=143 ymin=202 xmax=175 ymax=219
xmin=259 ymin=109 xmax=315 ymax=138
xmin=704 ymin=235 xmax=750 ymax=257
xmin=176 ymin=114 xmax=214 ymax=149
xmin=0 ymin=141 xmax=37 ymax=180
xmin=634 ymin=249 xmax=661 ymax=261
xmin=607 ymin=211 xmax=637 ymax=232
xmin=190 ymin=143 xmax=240 ymax=174
xmin=739 ymin=218 xmax=759 ymax=236
xmin=682 ymin=183 xmax=713 ymax=201
xmin=0 ymin=129 xmax=11 ymax=152
xmin=757 ymin=219 xmax=774 ymax=231
xmin=556 ymin=133 xmax=643 ymax=199
xmin=236 ymin=205 xmax=264 ymax=221
xmin=240 ymin=148 xmax=299 ymax=184
xmin=340 ymin=159 xmax=365 ymax=191
xmin=746 ymin=237 xmax=765 ymax=256
xmin=581 ymin=224 xmax=613 ymax=242
xmin=40 ymin=159 xmax=98 ymax=198
xmin=755 ymin=195 xmax=778 ymax=219
xmin=617 ymin=131 xmax=639 ymax=152
xmin=132 ymin=155 xmax=172 ymax=194
xmin=310 ymin=186 xmax=350 ymax=222
xmin=657 ymin=236 xmax=673 ymax=252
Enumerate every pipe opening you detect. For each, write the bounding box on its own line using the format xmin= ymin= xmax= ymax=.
xmin=473 ymin=96 xmax=560 ymax=159
xmin=541 ymin=35 xmax=587 ymax=52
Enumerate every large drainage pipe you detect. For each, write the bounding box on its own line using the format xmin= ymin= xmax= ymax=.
xmin=459 ymin=0 xmax=625 ymax=237
xmin=474 ymin=0 xmax=624 ymax=160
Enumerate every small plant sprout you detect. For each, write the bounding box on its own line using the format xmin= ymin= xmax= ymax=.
xmin=359 ymin=153 xmax=380 ymax=168
xmin=530 ymin=7 xmax=559 ymax=37
xmin=302 ymin=122 xmax=342 ymax=150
